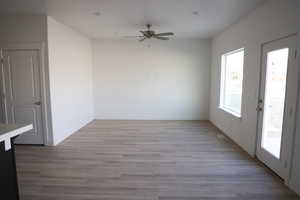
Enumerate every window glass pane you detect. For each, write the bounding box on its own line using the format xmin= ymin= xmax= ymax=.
xmin=220 ymin=49 xmax=244 ymax=115
xmin=261 ymin=48 xmax=289 ymax=159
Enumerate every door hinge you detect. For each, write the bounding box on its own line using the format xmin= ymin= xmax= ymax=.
xmin=0 ymin=49 xmax=3 ymax=63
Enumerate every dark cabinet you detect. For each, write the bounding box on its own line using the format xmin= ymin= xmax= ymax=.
xmin=0 ymin=140 xmax=19 ymax=200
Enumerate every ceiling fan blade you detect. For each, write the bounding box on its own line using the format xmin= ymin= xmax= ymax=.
xmin=139 ymin=37 xmax=147 ymax=42
xmin=124 ymin=36 xmax=144 ymax=38
xmin=154 ymin=36 xmax=169 ymax=40
xmin=154 ymin=32 xmax=174 ymax=37
xmin=140 ymin=31 xmax=151 ymax=37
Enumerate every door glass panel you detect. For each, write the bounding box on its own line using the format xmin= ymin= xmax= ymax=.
xmin=261 ymin=48 xmax=289 ymax=159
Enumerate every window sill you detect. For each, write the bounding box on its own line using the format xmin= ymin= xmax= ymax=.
xmin=219 ymin=107 xmax=242 ymax=119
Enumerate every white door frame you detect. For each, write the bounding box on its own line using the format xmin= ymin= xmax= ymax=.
xmin=256 ymin=34 xmax=300 ymax=183
xmin=287 ymin=33 xmax=300 ymax=186
xmin=0 ymin=42 xmax=53 ymax=145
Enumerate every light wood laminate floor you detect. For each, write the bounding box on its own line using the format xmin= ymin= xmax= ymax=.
xmin=15 ymin=120 xmax=299 ymax=200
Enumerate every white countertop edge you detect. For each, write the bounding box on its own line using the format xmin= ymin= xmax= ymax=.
xmin=0 ymin=124 xmax=33 ymax=151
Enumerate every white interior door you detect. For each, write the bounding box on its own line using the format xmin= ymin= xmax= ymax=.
xmin=256 ymin=35 xmax=299 ymax=179
xmin=0 ymin=48 xmax=44 ymax=144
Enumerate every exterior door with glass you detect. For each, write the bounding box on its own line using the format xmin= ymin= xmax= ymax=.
xmin=256 ymin=35 xmax=298 ymax=180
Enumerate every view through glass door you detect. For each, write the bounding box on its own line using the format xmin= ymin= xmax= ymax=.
xmin=261 ymin=48 xmax=288 ymax=159
xmin=256 ymin=35 xmax=298 ymax=180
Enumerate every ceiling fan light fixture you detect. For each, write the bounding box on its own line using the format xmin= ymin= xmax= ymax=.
xmin=124 ymin=24 xmax=174 ymax=42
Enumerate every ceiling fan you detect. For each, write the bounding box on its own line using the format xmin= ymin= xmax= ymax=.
xmin=126 ymin=24 xmax=174 ymax=42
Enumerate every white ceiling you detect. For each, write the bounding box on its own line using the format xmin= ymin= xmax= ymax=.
xmin=0 ymin=0 xmax=266 ymax=39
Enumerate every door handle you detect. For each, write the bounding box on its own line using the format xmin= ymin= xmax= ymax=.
xmin=34 ymin=101 xmax=41 ymax=106
xmin=256 ymin=99 xmax=263 ymax=112
xmin=256 ymin=106 xmax=263 ymax=111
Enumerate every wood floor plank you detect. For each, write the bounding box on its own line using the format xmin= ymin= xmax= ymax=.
xmin=15 ymin=120 xmax=299 ymax=200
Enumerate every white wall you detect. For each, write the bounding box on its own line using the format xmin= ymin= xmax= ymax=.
xmin=93 ymin=39 xmax=211 ymax=120
xmin=209 ymin=0 xmax=300 ymax=194
xmin=47 ymin=17 xmax=94 ymax=145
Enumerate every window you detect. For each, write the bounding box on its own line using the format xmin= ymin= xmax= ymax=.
xmin=220 ymin=48 xmax=244 ymax=117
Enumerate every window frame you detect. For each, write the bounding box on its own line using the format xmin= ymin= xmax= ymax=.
xmin=219 ymin=48 xmax=245 ymax=118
